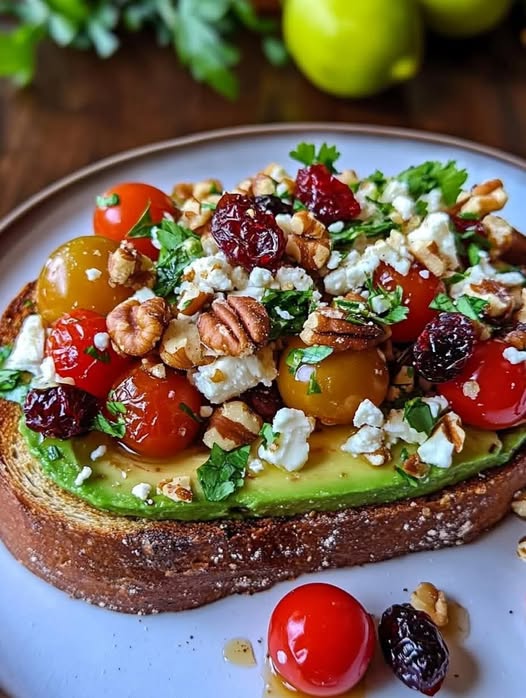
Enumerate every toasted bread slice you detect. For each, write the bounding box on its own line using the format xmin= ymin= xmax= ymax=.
xmin=1 ymin=284 xmax=525 ymax=614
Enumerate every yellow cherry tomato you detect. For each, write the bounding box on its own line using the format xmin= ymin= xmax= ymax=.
xmin=277 ymin=338 xmax=389 ymax=425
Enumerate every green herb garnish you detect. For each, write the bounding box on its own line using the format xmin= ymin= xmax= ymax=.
xmin=328 ymin=219 xmax=397 ymax=248
xmin=84 ymin=345 xmax=110 ymax=363
xmin=46 ymin=445 xmax=63 ymax=461
xmin=197 ymin=443 xmax=250 ymax=502
xmin=307 ymin=370 xmax=322 ymax=395
xmin=96 ymin=193 xmax=120 ymax=208
xmin=0 ymin=369 xmax=23 ymax=391
xmin=429 ymin=293 xmax=489 ymax=321
xmin=92 ymin=408 xmax=126 ymax=438
xmin=397 ymin=161 xmax=468 ymax=206
xmin=403 ymin=398 xmax=437 ymax=436
xmin=414 ymin=200 xmax=428 ymax=217
xmin=259 ymin=422 xmax=277 ymax=447
xmin=261 ymin=289 xmax=314 ymax=340
xmin=179 ymin=402 xmax=203 ymax=423
xmin=289 ymin=142 xmax=340 ymax=173
xmin=335 ymin=280 xmax=408 ymax=326
xmin=286 ymin=345 xmax=334 ymax=375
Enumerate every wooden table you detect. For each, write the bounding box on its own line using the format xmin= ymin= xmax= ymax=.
xmin=1 ymin=14 xmax=525 ymax=220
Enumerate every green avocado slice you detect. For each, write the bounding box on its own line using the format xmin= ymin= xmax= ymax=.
xmin=23 ymin=421 xmax=526 ymax=521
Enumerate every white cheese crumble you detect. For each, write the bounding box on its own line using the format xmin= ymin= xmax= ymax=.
xmin=90 ymin=445 xmax=107 ymax=461
xmin=391 ymin=195 xmax=415 ymax=221
xmin=131 ymin=287 xmax=157 ymax=302
xmin=353 ymin=399 xmax=384 ymax=429
xmin=407 ymin=212 xmax=459 ymax=271
xmin=384 ymin=409 xmax=427 ymax=446
xmin=4 ymin=314 xmax=45 ymax=375
xmin=248 ymin=457 xmax=265 ymax=474
xmin=74 ymin=466 xmax=92 ymax=487
xmin=131 ymin=483 xmax=152 ymax=501
xmin=93 ymin=332 xmax=110 ymax=351
xmin=258 ymin=408 xmax=315 ymax=472
xmin=193 ymin=349 xmax=277 ymax=404
xmin=355 ymin=181 xmax=379 ymax=220
xmin=341 ymin=425 xmax=384 ymax=456
xmin=418 ymin=188 xmax=444 ymax=213
xmin=503 ymin=346 xmax=526 ymax=365
xmin=417 ymin=429 xmax=455 ymax=469
xmin=450 ymin=254 xmax=525 ymax=299
xmin=462 ymin=380 xmax=480 ymax=399
xmin=179 ymin=252 xmax=248 ymax=297
xmin=326 ymin=250 xmax=343 ymax=270
xmin=85 ymin=268 xmax=102 ymax=281
xmin=274 ymin=307 xmax=294 ymax=321
xmin=381 ymin=179 xmax=409 ymax=203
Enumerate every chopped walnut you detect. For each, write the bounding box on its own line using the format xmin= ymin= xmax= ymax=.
xmin=172 ymin=179 xmax=222 ymax=205
xmin=300 ymin=306 xmax=390 ymax=352
xmin=456 ymin=179 xmax=508 ymax=217
xmin=157 ymin=476 xmax=193 ymax=503
xmin=481 ymin=215 xmax=514 ymax=260
xmin=160 ymin=318 xmax=206 ymax=369
xmin=108 ymin=241 xmax=155 ymax=290
xmin=107 ymin=297 xmax=170 ymax=356
xmin=468 ymin=279 xmax=514 ymax=320
xmin=284 ymin=210 xmax=332 ymax=272
xmin=439 ymin=412 xmax=466 ymax=453
xmin=410 ymin=582 xmax=449 ymax=627
xmin=503 ymin=322 xmax=526 ymax=351
xmin=335 ymin=169 xmax=359 ymax=187
xmin=517 ymin=537 xmax=526 ymax=562
xmin=203 ymin=401 xmax=263 ymax=451
xmin=178 ymin=196 xmax=216 ymax=233
xmin=512 ymin=490 xmax=526 ymax=519
xmin=198 ymin=296 xmax=270 ymax=357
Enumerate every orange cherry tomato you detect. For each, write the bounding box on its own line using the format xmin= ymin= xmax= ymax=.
xmin=93 ymin=182 xmax=177 ymax=260
xmin=110 ymin=365 xmax=202 ymax=458
xmin=268 ymin=583 xmax=375 ymax=696
xmin=46 ymin=310 xmax=132 ymax=399
xmin=374 ymin=261 xmax=445 ymax=344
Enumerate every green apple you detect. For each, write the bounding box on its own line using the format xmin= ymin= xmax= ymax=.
xmin=418 ymin=0 xmax=513 ymax=37
xmin=282 ymin=0 xmax=423 ymax=98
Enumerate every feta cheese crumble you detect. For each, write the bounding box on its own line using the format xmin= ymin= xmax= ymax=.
xmin=4 ymin=314 xmax=45 ymax=375
xmin=90 ymin=445 xmax=107 ymax=461
xmin=131 ymin=483 xmax=152 ymax=501
xmin=85 ymin=268 xmax=102 ymax=281
xmin=93 ymin=332 xmax=110 ymax=351
xmin=503 ymin=347 xmax=526 ymax=365
xmin=258 ymin=408 xmax=315 ymax=472
xmin=74 ymin=466 xmax=92 ymax=486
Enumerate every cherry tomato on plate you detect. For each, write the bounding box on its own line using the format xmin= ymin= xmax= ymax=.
xmin=439 ymin=339 xmax=526 ymax=430
xmin=46 ymin=310 xmax=132 ymax=399
xmin=110 ymin=364 xmax=202 ymax=458
xmin=373 ymin=261 xmax=445 ymax=344
xmin=93 ymin=182 xmax=177 ymax=260
xmin=268 ymin=583 xmax=375 ymax=696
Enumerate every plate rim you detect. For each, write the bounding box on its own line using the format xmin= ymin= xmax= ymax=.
xmin=2 ymin=122 xmax=525 ymax=235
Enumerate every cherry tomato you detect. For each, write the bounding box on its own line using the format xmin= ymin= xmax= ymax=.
xmin=93 ymin=182 xmax=177 ymax=260
xmin=268 ymin=583 xmax=375 ymax=696
xmin=46 ymin=310 xmax=132 ymax=399
xmin=439 ymin=339 xmax=526 ymax=430
xmin=110 ymin=364 xmax=202 ymax=458
xmin=373 ymin=262 xmax=445 ymax=344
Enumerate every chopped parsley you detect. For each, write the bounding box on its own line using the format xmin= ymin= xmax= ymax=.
xmin=414 ymin=200 xmax=428 ymax=217
xmin=261 ymin=289 xmax=314 ymax=340
xmin=0 ymin=368 xmax=23 ymax=391
xmin=259 ymin=422 xmax=277 ymax=447
xmin=92 ymin=412 xmax=126 ymax=439
xmin=286 ymin=345 xmax=334 ymax=375
xmin=293 ymin=199 xmax=307 ymax=212
xmin=126 ymin=202 xmax=154 ymax=238
xmin=179 ymin=402 xmax=203 ymax=423
xmin=96 ymin=193 xmax=120 ymax=208
xmin=84 ymin=345 xmax=110 ymax=363
xmin=365 ymin=169 xmax=387 ymax=190
xmin=197 ymin=443 xmax=250 ymax=502
xmin=328 ymin=219 xmax=397 ymax=248
xmin=397 ymin=160 xmax=468 ymax=206
xmin=106 ymin=400 xmax=126 ymax=417
xmin=429 ymin=293 xmax=489 ymax=321
xmin=289 ymin=142 xmax=340 ymax=173
xmin=403 ymin=398 xmax=437 ymax=436
xmin=335 ymin=280 xmax=409 ymax=326
xmin=46 ymin=445 xmax=63 ymax=461
xmin=307 ymin=371 xmax=322 ymax=395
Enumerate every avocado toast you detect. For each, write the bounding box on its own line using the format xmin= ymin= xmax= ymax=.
xmin=0 ymin=143 xmax=525 ymax=613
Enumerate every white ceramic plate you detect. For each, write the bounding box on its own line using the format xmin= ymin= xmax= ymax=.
xmin=0 ymin=125 xmax=525 ymax=698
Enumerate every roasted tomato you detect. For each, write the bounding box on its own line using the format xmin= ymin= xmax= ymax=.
xmin=373 ymin=261 xmax=445 ymax=343
xmin=439 ymin=339 xmax=526 ymax=429
xmin=93 ymin=182 xmax=177 ymax=260
xmin=110 ymin=364 xmax=202 ymax=458
xmin=46 ymin=310 xmax=132 ymax=399
xmin=268 ymin=583 xmax=375 ymax=696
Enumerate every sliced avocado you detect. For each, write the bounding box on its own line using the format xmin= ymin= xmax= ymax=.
xmin=22 ymin=421 xmax=526 ymax=521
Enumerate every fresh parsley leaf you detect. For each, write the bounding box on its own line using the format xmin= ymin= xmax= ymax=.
xmin=200 ymin=201 xmax=217 ymax=211
xmin=414 ymin=200 xmax=428 ymax=217
xmin=151 ymin=220 xmax=204 ymax=299
xmin=84 ymin=345 xmax=110 ymax=363
xmin=335 ymin=280 xmax=409 ymax=326
xmin=179 ymin=402 xmax=203 ymax=423
xmin=397 ymin=161 xmax=468 ymax=206
xmin=429 ymin=293 xmax=488 ymax=321
xmin=126 ymin=202 xmax=154 ymax=238
xmin=307 ymin=370 xmax=322 ymax=395
xmin=395 ymin=465 xmax=420 ymax=488
xmin=286 ymin=345 xmax=334 ymax=375
xmin=96 ymin=193 xmax=119 ymax=208
xmin=403 ymin=398 xmax=437 ymax=435
xmin=443 ymin=271 xmax=468 ymax=286
xmin=259 ymin=422 xmax=277 ymax=447
xmin=0 ymin=369 xmax=23 ymax=391
xmin=293 ymin=199 xmax=307 ymax=212
xmin=365 ymin=170 xmax=387 ymax=190
xmin=106 ymin=400 xmax=126 ymax=416
xmin=289 ymin=142 xmax=340 ymax=173
xmin=261 ymin=289 xmax=314 ymax=340
xmin=367 ymin=197 xmax=393 ymax=217
xmin=46 ymin=445 xmax=63 ymax=462
xmin=92 ymin=412 xmax=126 ymax=439
xmin=262 ymin=35 xmax=288 ymax=66
xmin=197 ymin=443 xmax=250 ymax=502
xmin=328 ymin=219 xmax=396 ymax=248
xmin=0 ymin=346 xmax=12 ymax=366
xmin=467 ymin=242 xmax=482 ymax=266
xmin=458 ymin=212 xmax=478 ymax=221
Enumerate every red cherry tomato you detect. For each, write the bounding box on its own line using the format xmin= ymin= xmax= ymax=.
xmin=110 ymin=365 xmax=202 ymax=458
xmin=268 ymin=583 xmax=375 ymax=696
xmin=93 ymin=182 xmax=176 ymax=260
xmin=46 ymin=310 xmax=132 ymax=399
xmin=374 ymin=262 xmax=445 ymax=344
xmin=439 ymin=339 xmax=526 ymax=430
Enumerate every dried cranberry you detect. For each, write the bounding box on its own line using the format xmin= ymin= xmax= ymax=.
xmin=242 ymin=383 xmax=283 ymax=422
xmin=379 ymin=603 xmax=449 ymax=696
xmin=24 ymin=385 xmax=99 ymax=439
xmin=253 ymin=195 xmax=293 ymax=216
xmin=294 ymin=164 xmax=360 ymax=225
xmin=450 ymin=214 xmax=485 ymax=237
xmin=211 ymin=193 xmax=286 ymax=271
xmin=413 ymin=312 xmax=476 ymax=383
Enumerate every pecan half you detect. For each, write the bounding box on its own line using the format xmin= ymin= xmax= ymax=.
xmin=160 ymin=318 xmax=206 ymax=369
xmin=300 ymin=306 xmax=390 ymax=351
xmin=108 ymin=241 xmax=155 ymax=290
xmin=107 ymin=297 xmax=170 ymax=356
xmin=283 ymin=210 xmax=331 ymax=271
xmin=203 ymin=401 xmax=263 ymax=451
xmin=454 ymin=179 xmax=508 ymax=217
xmin=197 ymin=296 xmax=270 ymax=357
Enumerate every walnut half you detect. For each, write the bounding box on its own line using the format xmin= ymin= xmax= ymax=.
xmin=410 ymin=582 xmax=449 ymax=627
xmin=108 ymin=241 xmax=155 ymax=290
xmin=107 ymin=297 xmax=170 ymax=356
xmin=203 ymin=401 xmax=263 ymax=451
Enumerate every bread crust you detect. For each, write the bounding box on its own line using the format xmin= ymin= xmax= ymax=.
xmin=1 ymin=284 xmax=525 ymax=614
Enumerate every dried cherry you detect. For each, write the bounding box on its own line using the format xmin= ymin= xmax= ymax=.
xmin=413 ymin=312 xmax=476 ymax=383
xmin=242 ymin=382 xmax=283 ymax=422
xmin=253 ymin=195 xmax=293 ymax=216
xmin=379 ymin=603 xmax=449 ymax=696
xmin=24 ymin=385 xmax=99 ymax=439
xmin=294 ymin=164 xmax=360 ymax=225
xmin=211 ymin=193 xmax=286 ymax=271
